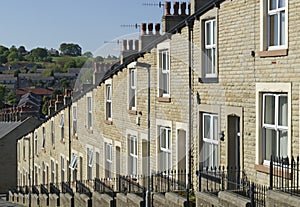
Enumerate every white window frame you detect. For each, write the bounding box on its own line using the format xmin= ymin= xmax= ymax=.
xmin=61 ymin=156 xmax=65 ymax=182
xmin=159 ymin=49 xmax=170 ymax=97
xmin=129 ymin=136 xmax=138 ymax=177
xmin=255 ymin=83 xmax=291 ymax=166
xmin=34 ymin=133 xmax=38 ymax=155
xmin=129 ymin=69 xmax=137 ymax=110
xmin=267 ymin=0 xmax=286 ymax=50
xmin=51 ymin=159 xmax=55 ymax=183
xmin=159 ymin=126 xmax=171 ymax=171
xmin=260 ymin=0 xmax=288 ymax=51
xmin=59 ymin=114 xmax=64 ymax=141
xmin=69 ymin=154 xmax=78 ymax=170
xmin=87 ymin=97 xmax=92 ymax=130
xmin=51 ymin=120 xmax=55 ymax=146
xmin=106 ymin=84 xmax=112 ymax=121
xmin=42 ymin=127 xmax=45 ymax=149
xmin=73 ymin=106 xmax=77 ymax=136
xmin=204 ymin=19 xmax=217 ymax=78
xmin=202 ymin=113 xmax=219 ymax=168
xmin=262 ymin=93 xmax=288 ymax=165
xmin=87 ymin=148 xmax=93 ymax=180
xmin=105 ymin=143 xmax=112 ymax=178
xmin=42 ymin=161 xmax=46 ymax=184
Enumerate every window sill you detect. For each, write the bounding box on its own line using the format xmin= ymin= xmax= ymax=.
xmin=254 ymin=164 xmax=291 ymax=178
xmin=199 ymin=77 xmax=219 ymax=83
xmin=128 ymin=110 xmax=137 ymax=115
xmin=157 ymin=97 xmax=171 ymax=103
xmin=254 ymin=164 xmax=270 ymax=174
xmin=259 ymin=49 xmax=288 ymax=58
xmin=104 ymin=120 xmax=113 ymax=125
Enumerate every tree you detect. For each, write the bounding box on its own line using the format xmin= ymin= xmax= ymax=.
xmin=0 ymin=45 xmax=9 ymax=64
xmin=7 ymin=51 xmax=19 ymax=62
xmin=59 ymin=43 xmax=82 ymax=56
xmin=94 ymin=56 xmax=104 ymax=62
xmin=83 ymin=51 xmax=93 ymax=58
xmin=31 ymin=48 xmax=49 ymax=61
xmin=18 ymin=46 xmax=27 ymax=55
xmin=0 ymin=84 xmax=7 ymax=108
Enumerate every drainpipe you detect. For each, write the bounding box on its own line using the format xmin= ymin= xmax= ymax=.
xmin=186 ymin=18 xmax=194 ymax=207
xmin=68 ymin=104 xmax=71 ymax=183
xmin=31 ymin=131 xmax=34 ymax=190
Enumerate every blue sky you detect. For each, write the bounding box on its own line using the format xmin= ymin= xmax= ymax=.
xmin=0 ymin=0 xmax=163 ymax=56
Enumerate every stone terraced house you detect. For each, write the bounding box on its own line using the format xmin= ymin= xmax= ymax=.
xmin=13 ymin=0 xmax=300 ymax=206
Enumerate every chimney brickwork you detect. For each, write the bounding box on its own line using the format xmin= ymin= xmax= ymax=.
xmin=162 ymin=1 xmax=190 ymax=33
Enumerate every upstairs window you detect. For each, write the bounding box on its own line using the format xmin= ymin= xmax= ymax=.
xmin=59 ymin=114 xmax=64 ymax=141
xmin=34 ymin=133 xmax=38 ymax=155
xmin=268 ymin=0 xmax=286 ymax=49
xmin=87 ymin=97 xmax=92 ymax=130
xmin=51 ymin=120 xmax=55 ymax=146
xmin=42 ymin=127 xmax=46 ymax=149
xmin=159 ymin=49 xmax=170 ymax=97
xmin=204 ymin=19 xmax=216 ymax=78
xmin=129 ymin=69 xmax=137 ymax=110
xmin=73 ymin=106 xmax=77 ymax=135
xmin=106 ymin=84 xmax=112 ymax=121
xmin=260 ymin=0 xmax=288 ymax=55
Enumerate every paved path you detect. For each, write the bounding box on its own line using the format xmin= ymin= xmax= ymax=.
xmin=0 ymin=197 xmax=23 ymax=207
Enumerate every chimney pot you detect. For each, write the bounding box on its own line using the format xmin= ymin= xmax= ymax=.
xmin=173 ymin=2 xmax=179 ymax=15
xmin=180 ymin=2 xmax=187 ymax=15
xmin=128 ymin=40 xmax=133 ymax=50
xmin=141 ymin=23 xmax=147 ymax=35
xmin=134 ymin=40 xmax=139 ymax=50
xmin=155 ymin=23 xmax=161 ymax=35
xmin=122 ymin=39 xmax=128 ymax=51
xmin=165 ymin=2 xmax=171 ymax=15
xmin=148 ymin=23 xmax=153 ymax=35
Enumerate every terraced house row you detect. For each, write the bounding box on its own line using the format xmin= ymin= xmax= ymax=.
xmin=11 ymin=0 xmax=300 ymax=206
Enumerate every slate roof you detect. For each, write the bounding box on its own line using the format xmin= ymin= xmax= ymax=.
xmin=0 ymin=121 xmax=23 ymax=139
xmin=0 ymin=117 xmax=40 ymax=140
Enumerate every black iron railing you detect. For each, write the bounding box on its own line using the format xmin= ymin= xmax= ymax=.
xmin=151 ymin=170 xmax=187 ymax=193
xmin=270 ymin=155 xmax=300 ymax=196
xmin=50 ymin=183 xmax=60 ymax=196
xmin=197 ymin=166 xmax=267 ymax=207
xmin=76 ymin=180 xmax=92 ymax=198
xmin=119 ymin=175 xmax=146 ymax=198
xmin=94 ymin=178 xmax=116 ymax=198
xmin=40 ymin=184 xmax=49 ymax=195
xmin=62 ymin=182 xmax=74 ymax=196
xmin=32 ymin=185 xmax=39 ymax=195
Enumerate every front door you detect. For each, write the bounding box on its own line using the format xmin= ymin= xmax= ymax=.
xmin=227 ymin=115 xmax=240 ymax=190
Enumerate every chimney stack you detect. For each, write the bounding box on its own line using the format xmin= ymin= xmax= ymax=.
xmin=139 ymin=23 xmax=161 ymax=52
xmin=162 ymin=1 xmax=189 ymax=33
xmin=64 ymin=89 xmax=72 ymax=105
xmin=55 ymin=94 xmax=64 ymax=111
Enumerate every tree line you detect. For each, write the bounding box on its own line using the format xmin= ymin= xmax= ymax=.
xmin=0 ymin=43 xmax=94 ymax=65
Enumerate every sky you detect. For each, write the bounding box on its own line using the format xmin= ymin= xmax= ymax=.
xmin=0 ymin=0 xmax=163 ymax=56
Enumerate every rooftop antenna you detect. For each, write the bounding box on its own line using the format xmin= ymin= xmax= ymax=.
xmin=142 ymin=2 xmax=164 ymax=8
xmin=103 ymin=40 xmax=121 ymax=45
xmin=120 ymin=23 xmax=141 ymax=33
